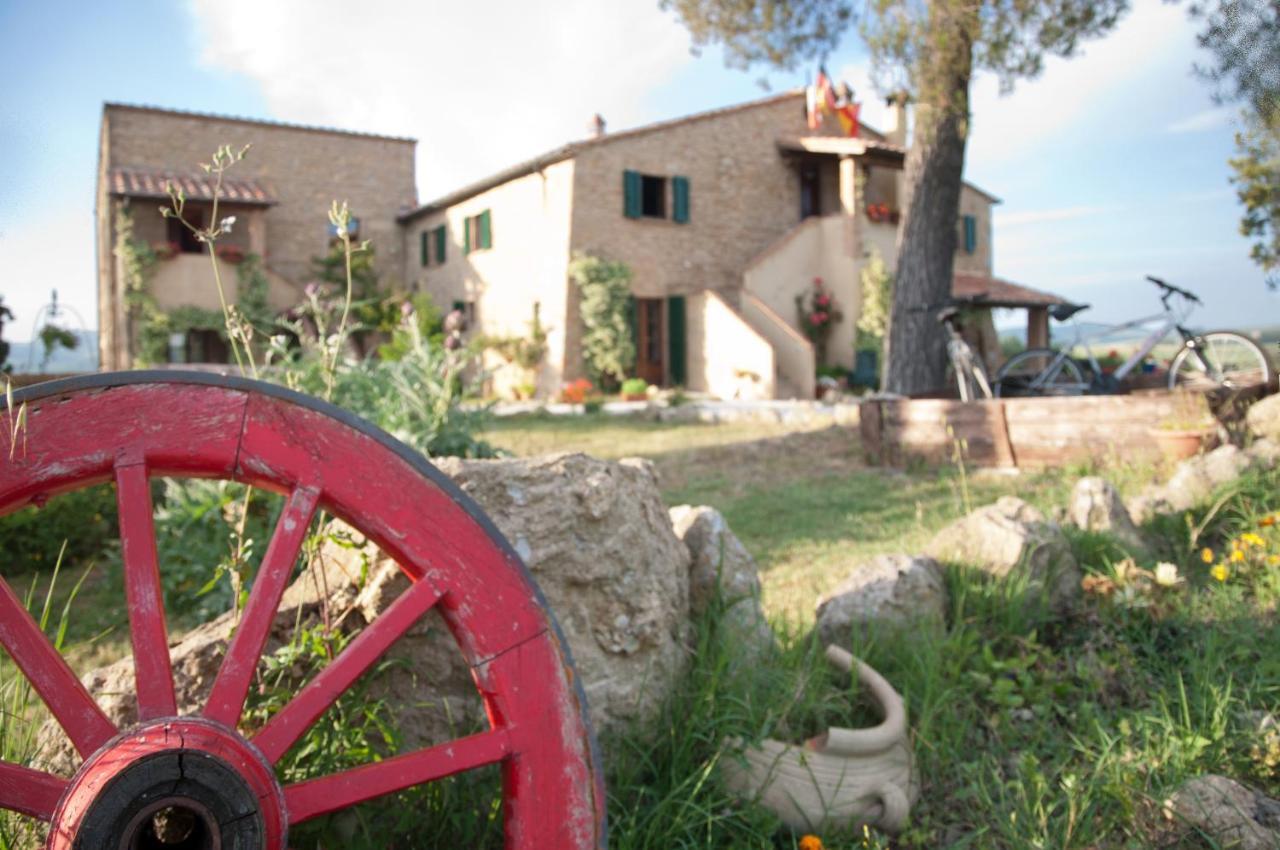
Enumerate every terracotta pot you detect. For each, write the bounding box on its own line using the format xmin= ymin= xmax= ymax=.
xmin=1149 ymin=426 xmax=1216 ymax=461
xmin=622 ymin=392 xmax=647 ymax=402
xmin=721 ymin=646 xmax=917 ymax=833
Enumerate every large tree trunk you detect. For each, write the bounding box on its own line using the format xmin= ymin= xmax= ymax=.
xmin=883 ymin=7 xmax=976 ymax=396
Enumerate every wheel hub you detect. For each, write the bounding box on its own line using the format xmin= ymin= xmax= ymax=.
xmin=47 ymin=720 xmax=286 ymax=850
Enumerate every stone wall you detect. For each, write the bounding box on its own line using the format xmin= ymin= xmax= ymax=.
xmin=98 ymin=105 xmax=417 ymax=367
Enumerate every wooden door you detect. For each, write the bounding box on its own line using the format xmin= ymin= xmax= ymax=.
xmin=634 ymin=298 xmax=664 ymax=385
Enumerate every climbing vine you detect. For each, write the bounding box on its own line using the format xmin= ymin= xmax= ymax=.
xmin=114 ymin=206 xmax=276 ymax=366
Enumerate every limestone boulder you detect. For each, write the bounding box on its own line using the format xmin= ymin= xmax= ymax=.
xmin=40 ymin=452 xmax=694 ymax=775
xmin=1168 ymin=775 xmax=1280 ymax=850
xmin=1130 ymin=444 xmax=1257 ymax=522
xmin=1247 ymin=393 xmax=1280 ymax=443
xmin=925 ymin=497 xmax=1081 ymax=611
xmin=815 ymin=555 xmax=947 ymax=648
xmin=1068 ymin=477 xmax=1149 ymax=555
xmin=669 ymin=505 xmax=774 ymax=655
xmin=1247 ymin=437 xmax=1280 ymax=468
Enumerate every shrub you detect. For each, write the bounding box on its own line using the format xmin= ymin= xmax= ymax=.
xmin=570 ymin=253 xmax=635 ymax=389
xmin=621 ymin=377 xmax=649 ymax=396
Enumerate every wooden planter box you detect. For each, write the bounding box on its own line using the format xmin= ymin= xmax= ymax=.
xmin=859 ymin=388 xmax=1268 ymax=469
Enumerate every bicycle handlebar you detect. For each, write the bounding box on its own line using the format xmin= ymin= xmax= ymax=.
xmin=1146 ymin=275 xmax=1202 ymax=304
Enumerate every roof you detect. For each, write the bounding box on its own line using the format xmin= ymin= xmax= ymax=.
xmin=108 ymin=166 xmax=277 ymax=206
xmin=776 ymin=134 xmax=906 ymax=157
xmin=104 ymin=102 xmax=416 ymax=144
xmin=400 ymin=91 xmax=808 ymax=220
xmin=952 ymin=273 xmax=1074 ymax=309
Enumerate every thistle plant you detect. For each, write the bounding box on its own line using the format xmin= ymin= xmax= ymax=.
xmin=160 ymin=143 xmax=256 ymax=376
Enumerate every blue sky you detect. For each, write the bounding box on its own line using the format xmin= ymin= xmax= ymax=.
xmin=1 ymin=0 xmax=1275 ymax=345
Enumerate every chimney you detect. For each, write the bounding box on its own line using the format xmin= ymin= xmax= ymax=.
xmin=588 ymin=113 xmax=606 ymax=138
xmin=884 ymin=92 xmax=908 ymax=147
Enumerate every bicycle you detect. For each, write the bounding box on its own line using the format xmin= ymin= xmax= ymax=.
xmin=914 ymin=304 xmax=994 ymax=401
xmin=992 ymin=276 xmax=1274 ymax=397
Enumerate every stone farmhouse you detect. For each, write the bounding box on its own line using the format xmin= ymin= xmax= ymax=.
xmin=97 ymin=95 xmax=1061 ymax=398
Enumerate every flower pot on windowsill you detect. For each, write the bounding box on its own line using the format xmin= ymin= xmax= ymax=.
xmin=1148 ymin=425 xmax=1217 ymax=461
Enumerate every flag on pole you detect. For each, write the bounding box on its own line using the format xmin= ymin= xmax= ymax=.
xmin=834 ymin=102 xmax=860 ymax=137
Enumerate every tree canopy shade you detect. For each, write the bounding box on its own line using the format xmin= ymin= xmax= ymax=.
xmin=1189 ymin=0 xmax=1280 ymax=288
xmin=661 ymin=0 xmax=1127 ymax=393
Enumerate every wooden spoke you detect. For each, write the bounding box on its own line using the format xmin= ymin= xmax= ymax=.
xmin=114 ymin=461 xmax=177 ymax=720
xmin=252 ymin=577 xmax=443 ymax=764
xmin=204 ymin=485 xmax=320 ymax=728
xmin=0 ymin=763 xmax=69 ymax=821
xmin=0 ymin=578 xmax=116 ymax=758
xmin=284 ymin=729 xmax=510 ymax=824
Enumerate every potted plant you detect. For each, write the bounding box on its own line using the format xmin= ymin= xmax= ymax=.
xmin=620 ymin=377 xmax=649 ymax=401
xmin=1149 ymin=391 xmax=1218 ymax=461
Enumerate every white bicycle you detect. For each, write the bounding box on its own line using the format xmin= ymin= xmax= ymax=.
xmin=993 ymin=276 xmax=1274 ymax=397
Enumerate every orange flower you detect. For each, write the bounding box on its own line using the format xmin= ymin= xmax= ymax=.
xmin=799 ymin=837 xmax=824 ymax=850
xmin=1201 ymin=547 xmax=1214 ymax=564
xmin=1261 ymin=515 xmax=1276 ymax=527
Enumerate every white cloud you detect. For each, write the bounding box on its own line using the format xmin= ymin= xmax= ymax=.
xmin=189 ymin=0 xmax=695 ymax=199
xmin=1165 ymin=106 xmax=1234 ymax=134
xmin=965 ymin=0 xmax=1191 ymax=170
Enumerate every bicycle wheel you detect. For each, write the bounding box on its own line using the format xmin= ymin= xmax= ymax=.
xmin=993 ymin=349 xmax=1088 ymax=397
xmin=1167 ymin=331 xmax=1274 ymax=391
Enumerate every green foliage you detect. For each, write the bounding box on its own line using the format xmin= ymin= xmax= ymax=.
xmin=479 ymin=302 xmax=550 ymax=372
xmin=0 ymin=296 xmax=13 ymax=374
xmin=37 ymin=323 xmax=79 ymax=369
xmin=1229 ymin=110 xmax=1280 ymax=287
xmin=621 ymin=377 xmax=649 ymax=396
xmin=570 ymin=253 xmax=636 ymax=389
xmin=377 ymin=293 xmax=444 ymax=360
xmin=0 ymin=486 xmax=118 ymax=573
xmin=857 ymin=248 xmax=893 ymax=345
xmin=310 ymin=241 xmax=404 ymax=354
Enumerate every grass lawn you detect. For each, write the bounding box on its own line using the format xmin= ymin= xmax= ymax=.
xmin=485 ymin=412 xmax=1161 ymax=622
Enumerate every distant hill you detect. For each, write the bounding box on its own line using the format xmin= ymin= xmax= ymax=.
xmin=5 ymin=332 xmax=99 ymax=374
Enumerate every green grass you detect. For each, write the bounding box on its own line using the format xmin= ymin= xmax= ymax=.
xmin=2 ymin=412 xmax=1275 ymax=849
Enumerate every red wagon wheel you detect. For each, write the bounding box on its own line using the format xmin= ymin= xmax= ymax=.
xmin=0 ymin=372 xmax=607 ymax=849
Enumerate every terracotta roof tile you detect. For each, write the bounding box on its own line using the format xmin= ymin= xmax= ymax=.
xmin=109 ymin=166 xmax=277 ymax=205
xmin=952 ymin=273 xmax=1074 ymax=308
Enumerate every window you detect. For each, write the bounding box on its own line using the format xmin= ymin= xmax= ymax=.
xmin=420 ymin=224 xmax=447 ymax=266
xmin=961 ymin=215 xmax=977 ymax=254
xmin=463 ymin=210 xmax=492 ymax=254
xmin=623 ymin=171 xmax=690 ymax=223
xmin=167 ymin=206 xmax=206 ymax=254
xmin=182 ymin=329 xmax=229 ymax=364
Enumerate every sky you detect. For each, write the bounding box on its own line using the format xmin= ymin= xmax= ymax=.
xmin=0 ymin=0 xmax=1275 ymax=348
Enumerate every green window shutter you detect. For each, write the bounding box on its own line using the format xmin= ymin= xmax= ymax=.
xmin=623 ymin=170 xmax=641 ymax=219
xmin=420 ymin=230 xmax=429 ymax=266
xmin=464 ymin=217 xmax=472 ymax=254
xmin=435 ymin=225 xmax=446 ymax=263
xmin=963 ymin=215 xmax=977 ymax=254
xmin=666 ymin=295 xmax=686 ymax=386
xmin=672 ymin=176 xmax=690 ymax=223
xmin=479 ymin=209 xmax=492 ymax=249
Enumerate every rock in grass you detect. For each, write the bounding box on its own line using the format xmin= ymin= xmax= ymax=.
xmin=925 ymin=497 xmax=1081 ymax=612
xmin=1068 ymin=477 xmax=1150 ymax=556
xmin=669 ymin=504 xmax=775 ymax=657
xmin=1168 ymin=775 xmax=1280 ymax=850
xmin=815 ymin=554 xmax=946 ymax=647
xmin=1246 ymin=393 xmax=1280 ymax=443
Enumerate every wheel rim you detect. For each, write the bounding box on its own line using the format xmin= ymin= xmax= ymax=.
xmin=0 ymin=372 xmax=607 ymax=849
xmin=995 ymin=350 xmax=1086 ymax=397
xmin=1170 ymin=333 xmax=1273 ymax=391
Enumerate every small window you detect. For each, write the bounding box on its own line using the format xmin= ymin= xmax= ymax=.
xmin=961 ymin=215 xmax=977 ymax=254
xmin=421 ymin=224 xmax=448 ymax=266
xmin=167 ymin=207 xmax=206 ymax=254
xmin=183 ymin=329 xmax=229 ymax=363
xmin=640 ymin=175 xmax=666 ymax=218
xmin=623 ymin=170 xmax=689 ymax=223
xmin=464 ymin=210 xmax=492 ymax=254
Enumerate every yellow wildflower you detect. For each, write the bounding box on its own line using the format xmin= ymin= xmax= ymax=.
xmin=1231 ymin=549 xmax=1246 ymax=562
xmin=1241 ymin=533 xmax=1266 ymax=547
xmin=1270 ymin=555 xmax=1280 ymax=566
xmin=1211 ymin=564 xmax=1229 ymax=582
xmin=799 ymin=836 xmax=824 ymax=850
xmin=1201 ymin=547 xmax=1215 ymax=563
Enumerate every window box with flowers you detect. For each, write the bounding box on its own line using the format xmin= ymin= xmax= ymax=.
xmin=215 ymin=244 xmax=246 ymax=265
xmin=865 ymin=203 xmax=900 ymax=224
xmin=795 ymin=277 xmax=843 ymax=367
